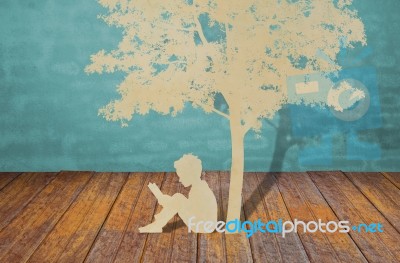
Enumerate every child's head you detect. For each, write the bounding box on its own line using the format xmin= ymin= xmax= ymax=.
xmin=174 ymin=154 xmax=202 ymax=187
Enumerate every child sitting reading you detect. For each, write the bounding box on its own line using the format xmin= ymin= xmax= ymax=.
xmin=139 ymin=154 xmax=218 ymax=233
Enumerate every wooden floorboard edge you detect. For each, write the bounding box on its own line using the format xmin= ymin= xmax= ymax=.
xmin=247 ymin=173 xmax=265 ymax=263
xmin=196 ymin=232 xmax=200 ymax=263
xmin=108 ymin=172 xmax=150 ymax=263
xmin=138 ymin=172 xmax=167 ymax=263
xmin=307 ymin=171 xmax=376 ymax=263
xmin=0 ymin=172 xmax=60 ymax=234
xmin=218 ymin=172 xmax=229 ymax=263
xmin=296 ymin=172 xmax=368 ymax=263
xmin=241 ymin=174 xmax=262 ymax=263
xmin=381 ymin=172 xmax=400 ymax=190
xmin=291 ymin=172 xmax=342 ymax=261
xmin=25 ymin=171 xmax=96 ymax=262
xmin=0 ymin=172 xmax=22 ymax=191
xmin=256 ymin=173 xmax=285 ymax=262
xmin=82 ymin=172 xmax=131 ymax=263
xmin=271 ymin=173 xmax=312 ymax=263
xmin=240 ymin=199 xmax=255 ymax=263
xmin=342 ymin=172 xmax=400 ymax=236
xmin=166 ymin=180 xmax=181 ymax=263
xmin=0 ymin=172 xmax=59 ymax=233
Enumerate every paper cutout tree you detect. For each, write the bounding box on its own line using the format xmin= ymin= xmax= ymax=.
xmin=86 ymin=0 xmax=366 ymax=222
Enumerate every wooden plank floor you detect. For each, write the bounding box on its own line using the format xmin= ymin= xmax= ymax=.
xmin=0 ymin=171 xmax=399 ymax=263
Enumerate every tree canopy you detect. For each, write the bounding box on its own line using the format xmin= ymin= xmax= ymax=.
xmin=86 ymin=0 xmax=366 ymax=130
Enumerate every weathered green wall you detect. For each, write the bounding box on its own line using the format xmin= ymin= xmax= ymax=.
xmin=0 ymin=0 xmax=399 ymax=171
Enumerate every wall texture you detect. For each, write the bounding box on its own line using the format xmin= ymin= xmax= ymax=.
xmin=0 ymin=0 xmax=399 ymax=172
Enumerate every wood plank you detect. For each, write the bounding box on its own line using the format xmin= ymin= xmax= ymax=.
xmin=27 ymin=172 xmax=126 ymax=263
xmin=256 ymin=173 xmax=310 ymax=263
xmin=287 ymin=172 xmax=367 ymax=262
xmin=112 ymin=172 xmax=165 ymax=263
xmin=0 ymin=172 xmax=21 ymax=190
xmin=242 ymin=173 xmax=282 ymax=263
xmin=0 ymin=171 xmax=93 ymax=263
xmin=345 ymin=172 xmax=400 ymax=232
xmin=197 ymin=171 xmax=226 ymax=263
xmin=140 ymin=173 xmax=182 ymax=262
xmin=0 ymin=172 xmax=57 ymax=231
xmin=309 ymin=171 xmax=400 ymax=263
xmin=170 ymin=175 xmax=197 ymax=263
xmin=382 ymin=172 xmax=400 ymax=190
xmin=275 ymin=172 xmax=342 ymax=262
xmin=84 ymin=173 xmax=148 ymax=263
xmin=220 ymin=172 xmax=253 ymax=263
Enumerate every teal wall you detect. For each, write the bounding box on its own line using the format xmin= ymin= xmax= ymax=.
xmin=0 ymin=0 xmax=399 ymax=172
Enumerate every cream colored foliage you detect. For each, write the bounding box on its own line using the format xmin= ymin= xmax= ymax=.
xmin=327 ymin=81 xmax=366 ymax=112
xmin=86 ymin=0 xmax=366 ymax=131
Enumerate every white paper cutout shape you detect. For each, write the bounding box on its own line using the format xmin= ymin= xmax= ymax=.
xmin=139 ymin=154 xmax=218 ymax=233
xmin=87 ymin=0 xmax=367 ymax=224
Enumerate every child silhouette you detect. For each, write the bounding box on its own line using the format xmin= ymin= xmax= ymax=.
xmin=139 ymin=154 xmax=218 ymax=233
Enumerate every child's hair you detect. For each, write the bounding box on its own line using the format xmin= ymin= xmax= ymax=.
xmin=174 ymin=154 xmax=202 ymax=177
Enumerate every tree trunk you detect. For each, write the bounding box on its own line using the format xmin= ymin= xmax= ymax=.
xmin=269 ymin=107 xmax=303 ymax=171
xmin=226 ymin=109 xmax=246 ymax=225
xmin=270 ymin=107 xmax=293 ymax=171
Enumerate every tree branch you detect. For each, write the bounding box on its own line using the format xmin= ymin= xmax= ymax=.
xmin=169 ymin=60 xmax=187 ymax=65
xmin=163 ymin=24 xmax=195 ymax=33
xmin=195 ymin=18 xmax=209 ymax=45
xmin=242 ymin=118 xmax=256 ymax=133
xmin=265 ymin=119 xmax=278 ymax=130
xmin=225 ymin=22 xmax=233 ymax=62
xmin=210 ymin=107 xmax=230 ymax=120
xmin=194 ymin=102 xmax=230 ymax=120
xmin=243 ymin=118 xmax=278 ymax=133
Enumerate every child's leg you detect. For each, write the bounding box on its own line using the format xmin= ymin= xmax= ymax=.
xmin=139 ymin=193 xmax=187 ymax=233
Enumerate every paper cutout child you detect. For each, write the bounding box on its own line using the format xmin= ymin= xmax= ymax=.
xmin=139 ymin=154 xmax=218 ymax=233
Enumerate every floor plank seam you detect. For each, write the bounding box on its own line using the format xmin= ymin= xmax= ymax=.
xmin=292 ymin=173 xmax=341 ymax=262
xmin=256 ymin=173 xmax=285 ymax=263
xmin=0 ymin=171 xmax=81 ymax=249
xmin=338 ymin=174 xmax=400 ymax=261
xmin=110 ymin=172 xmax=150 ymax=263
xmin=343 ymin=172 xmax=400 ymax=236
xmin=0 ymin=172 xmax=22 ymax=191
xmin=240 ymin=179 xmax=256 ymax=263
xmin=138 ymin=172 xmax=168 ymax=263
xmin=52 ymin=171 xmax=103 ymax=263
xmin=265 ymin=173 xmax=310 ymax=263
xmin=196 ymin=231 xmax=200 ymax=263
xmin=306 ymin=172 xmax=369 ymax=263
xmin=83 ymin=172 xmax=130 ymax=263
xmin=167 ymin=181 xmax=181 ymax=263
xmin=243 ymin=174 xmax=259 ymax=263
xmin=0 ymin=172 xmax=58 ymax=233
xmin=272 ymin=173 xmax=312 ymax=263
xmin=380 ymin=172 xmax=400 ymax=191
xmin=309 ymin=172 xmax=397 ymax=262
xmin=218 ymin=172 xmax=229 ymax=263
xmin=25 ymin=171 xmax=95 ymax=263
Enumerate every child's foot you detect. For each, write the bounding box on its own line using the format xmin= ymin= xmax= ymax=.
xmin=139 ymin=223 xmax=162 ymax=233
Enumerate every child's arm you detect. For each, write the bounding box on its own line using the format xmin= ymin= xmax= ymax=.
xmin=148 ymin=183 xmax=164 ymax=200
